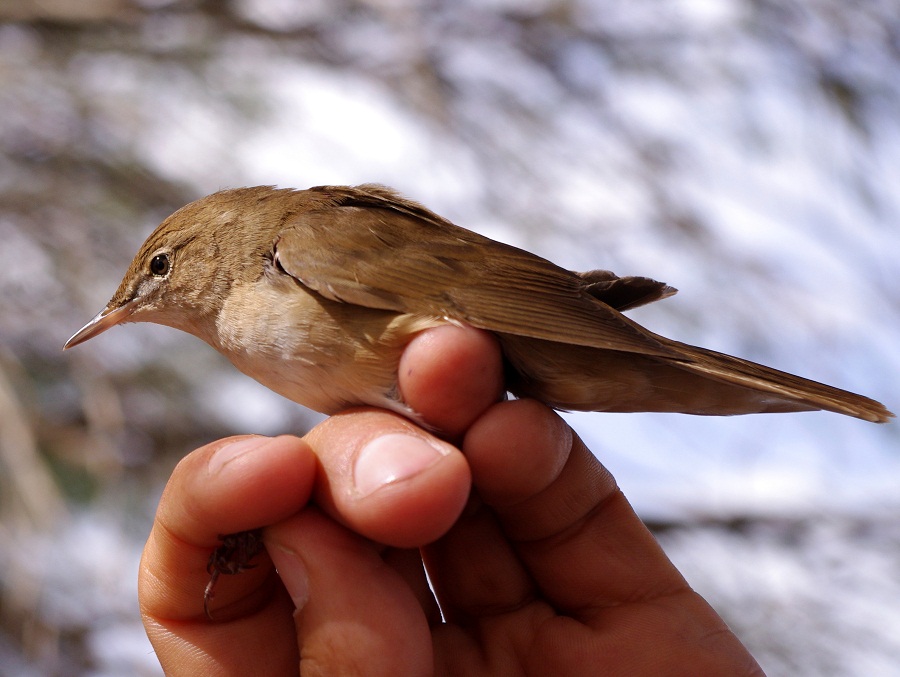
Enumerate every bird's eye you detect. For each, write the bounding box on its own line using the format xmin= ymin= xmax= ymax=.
xmin=149 ymin=253 xmax=171 ymax=277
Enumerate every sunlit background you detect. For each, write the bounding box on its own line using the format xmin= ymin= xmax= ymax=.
xmin=1 ymin=1 xmax=898 ymax=675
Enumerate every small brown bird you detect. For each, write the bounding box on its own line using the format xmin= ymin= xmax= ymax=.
xmin=65 ymin=184 xmax=893 ymax=424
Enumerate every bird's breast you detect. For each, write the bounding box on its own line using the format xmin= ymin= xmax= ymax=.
xmin=213 ymin=274 xmax=445 ymax=414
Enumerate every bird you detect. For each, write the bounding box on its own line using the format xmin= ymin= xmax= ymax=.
xmin=64 ymin=184 xmax=893 ymax=425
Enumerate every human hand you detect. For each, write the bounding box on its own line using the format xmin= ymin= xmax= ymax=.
xmin=138 ymin=325 xmax=764 ymax=676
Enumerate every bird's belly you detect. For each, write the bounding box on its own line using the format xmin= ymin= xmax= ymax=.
xmin=214 ymin=277 xmax=444 ymax=414
xmin=226 ymin=351 xmax=380 ymax=415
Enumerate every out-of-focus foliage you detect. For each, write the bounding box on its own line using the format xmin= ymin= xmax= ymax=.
xmin=0 ymin=1 xmax=898 ymax=675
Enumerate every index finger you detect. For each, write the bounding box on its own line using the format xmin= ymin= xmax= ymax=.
xmin=301 ymin=323 xmax=504 ymax=548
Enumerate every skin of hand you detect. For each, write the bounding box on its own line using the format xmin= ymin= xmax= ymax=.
xmin=138 ymin=325 xmax=765 ymax=676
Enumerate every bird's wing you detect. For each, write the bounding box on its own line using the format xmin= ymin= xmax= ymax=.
xmin=273 ymin=186 xmax=679 ymax=358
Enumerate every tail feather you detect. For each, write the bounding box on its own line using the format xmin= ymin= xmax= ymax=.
xmin=670 ymin=342 xmax=894 ymax=423
xmin=499 ymin=333 xmax=894 ymax=423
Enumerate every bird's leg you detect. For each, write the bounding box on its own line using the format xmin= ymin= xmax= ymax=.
xmin=203 ymin=528 xmax=264 ymax=620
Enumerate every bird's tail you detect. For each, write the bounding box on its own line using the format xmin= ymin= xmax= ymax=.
xmin=667 ymin=341 xmax=893 ymax=423
xmin=499 ymin=333 xmax=894 ymax=423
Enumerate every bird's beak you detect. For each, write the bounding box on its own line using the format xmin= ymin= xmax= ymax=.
xmin=63 ymin=298 xmax=139 ymax=350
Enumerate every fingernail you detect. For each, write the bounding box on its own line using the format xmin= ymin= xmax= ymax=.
xmin=354 ymin=433 xmax=448 ymax=497
xmin=267 ymin=543 xmax=310 ymax=611
xmin=208 ymin=435 xmax=269 ymax=475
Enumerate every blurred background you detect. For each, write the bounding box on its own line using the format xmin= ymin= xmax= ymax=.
xmin=1 ymin=0 xmax=898 ymax=674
